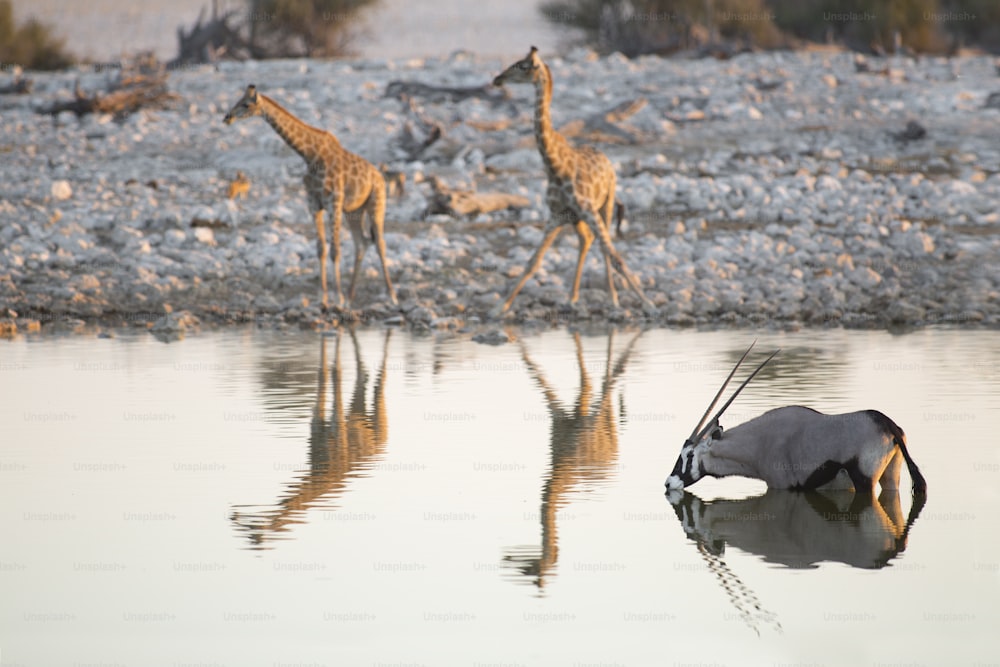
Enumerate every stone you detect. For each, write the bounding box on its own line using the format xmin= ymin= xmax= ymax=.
xmin=472 ymin=329 xmax=513 ymax=345
xmin=50 ymin=180 xmax=72 ymax=200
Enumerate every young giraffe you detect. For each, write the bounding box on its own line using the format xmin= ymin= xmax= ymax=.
xmin=223 ymin=85 xmax=397 ymax=309
xmin=492 ymin=47 xmax=654 ymax=314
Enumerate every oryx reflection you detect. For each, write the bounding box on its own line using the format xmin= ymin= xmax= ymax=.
xmin=667 ymin=487 xmax=926 ymax=633
xmin=503 ymin=330 xmax=642 ymax=591
xmin=231 ymin=329 xmax=391 ymax=548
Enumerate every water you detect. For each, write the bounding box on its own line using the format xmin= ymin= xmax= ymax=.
xmin=2 ymin=326 xmax=998 ymax=665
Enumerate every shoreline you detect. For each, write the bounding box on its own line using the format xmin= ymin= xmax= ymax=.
xmin=2 ymin=50 xmax=998 ymax=337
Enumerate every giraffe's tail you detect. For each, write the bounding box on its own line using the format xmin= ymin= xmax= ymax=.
xmin=614 ymin=198 xmax=628 ymax=239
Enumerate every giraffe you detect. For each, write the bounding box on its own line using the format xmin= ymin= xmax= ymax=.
xmin=223 ymin=85 xmax=397 ymax=309
xmin=491 ymin=47 xmax=655 ymax=315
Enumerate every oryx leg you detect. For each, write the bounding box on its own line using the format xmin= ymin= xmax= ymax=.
xmin=876 ymin=487 xmax=906 ymax=535
xmin=877 ymin=448 xmax=904 ymax=492
xmin=845 ymin=460 xmax=877 ymax=496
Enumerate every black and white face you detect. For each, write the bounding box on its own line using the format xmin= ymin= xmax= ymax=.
xmin=665 ymin=438 xmax=703 ymax=492
xmin=493 ymin=47 xmax=541 ymax=87
xmin=223 ymin=85 xmax=260 ymax=125
xmin=665 ymin=425 xmax=721 ymax=492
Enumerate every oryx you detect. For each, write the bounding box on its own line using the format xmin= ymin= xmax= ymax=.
xmin=665 ymin=343 xmax=927 ymax=496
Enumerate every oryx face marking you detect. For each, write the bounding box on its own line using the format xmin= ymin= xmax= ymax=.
xmin=666 ymin=433 xmax=713 ymax=490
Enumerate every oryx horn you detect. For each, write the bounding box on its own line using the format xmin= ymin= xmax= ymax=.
xmin=689 ymin=344 xmax=780 ymax=444
xmin=687 ymin=341 xmax=756 ymax=443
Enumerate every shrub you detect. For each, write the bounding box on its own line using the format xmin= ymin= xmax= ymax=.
xmin=245 ymin=0 xmax=379 ymax=58
xmin=769 ymin=0 xmax=947 ymax=54
xmin=541 ymin=0 xmax=789 ymax=56
xmin=542 ymin=0 xmax=1000 ymax=56
xmin=0 ymin=0 xmax=74 ymax=70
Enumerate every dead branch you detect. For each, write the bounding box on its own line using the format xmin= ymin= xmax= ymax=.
xmin=39 ymin=54 xmax=177 ymax=119
xmin=425 ymin=177 xmax=530 ymax=218
xmin=465 ymin=118 xmax=513 ymax=132
xmin=393 ymin=97 xmax=445 ymax=160
xmin=558 ymin=97 xmax=648 ymax=144
xmin=384 ymin=80 xmax=509 ymax=105
xmin=41 ymin=77 xmax=174 ymax=118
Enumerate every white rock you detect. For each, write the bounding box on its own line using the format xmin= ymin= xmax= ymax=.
xmin=472 ymin=329 xmax=513 ymax=345
xmin=815 ymin=175 xmax=842 ymax=191
xmin=193 ymin=227 xmax=216 ymax=246
xmin=51 ymin=180 xmax=73 ymax=200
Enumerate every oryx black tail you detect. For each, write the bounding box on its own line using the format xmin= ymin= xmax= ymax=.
xmin=868 ymin=410 xmax=927 ymax=495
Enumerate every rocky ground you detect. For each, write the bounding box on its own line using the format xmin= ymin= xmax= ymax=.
xmin=1 ymin=48 xmax=999 ymax=336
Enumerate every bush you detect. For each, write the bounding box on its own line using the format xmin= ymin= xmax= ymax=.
xmin=769 ymin=0 xmax=947 ymax=54
xmin=542 ymin=0 xmax=1000 ymax=56
xmin=0 ymin=0 xmax=74 ymax=70
xmin=541 ymin=0 xmax=790 ymax=56
xmin=935 ymin=0 xmax=1000 ymax=53
xmin=245 ymin=0 xmax=379 ymax=58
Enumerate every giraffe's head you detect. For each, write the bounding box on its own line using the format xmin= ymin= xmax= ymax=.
xmin=493 ymin=46 xmax=544 ymax=87
xmin=223 ymin=85 xmax=262 ymax=125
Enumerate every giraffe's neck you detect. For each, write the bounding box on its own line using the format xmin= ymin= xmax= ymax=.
xmin=533 ymin=64 xmax=570 ymax=175
xmin=258 ymin=94 xmax=336 ymax=163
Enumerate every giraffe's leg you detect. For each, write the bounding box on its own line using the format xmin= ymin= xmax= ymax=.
xmin=309 ymin=195 xmax=330 ymax=310
xmin=603 ymin=252 xmax=620 ymax=307
xmin=368 ymin=180 xmax=397 ymax=305
xmin=328 ymin=193 xmax=346 ymax=308
xmin=493 ymin=222 xmax=564 ymax=315
xmin=600 ymin=194 xmax=620 ymax=307
xmin=345 ymin=209 xmax=368 ymax=306
xmin=569 ymin=221 xmax=594 ymax=305
xmin=577 ymin=204 xmax=654 ymax=310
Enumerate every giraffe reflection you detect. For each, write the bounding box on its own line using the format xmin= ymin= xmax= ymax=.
xmin=231 ymin=329 xmax=390 ymax=548
xmin=668 ymin=488 xmax=926 ymax=634
xmin=504 ymin=330 xmax=642 ymax=591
